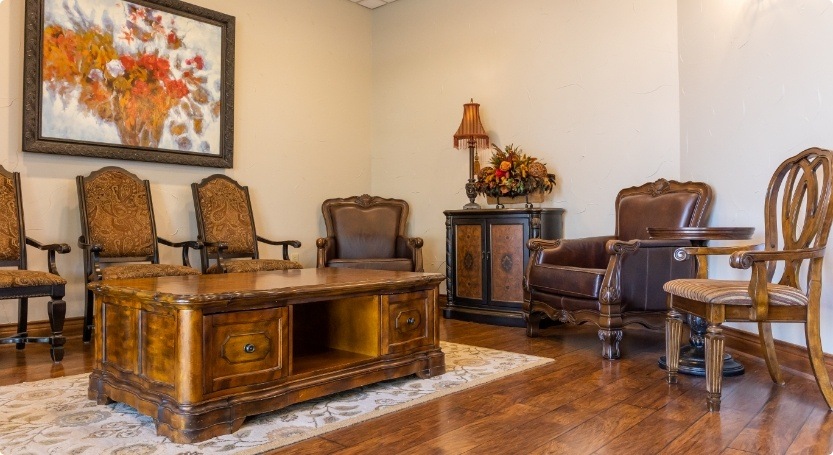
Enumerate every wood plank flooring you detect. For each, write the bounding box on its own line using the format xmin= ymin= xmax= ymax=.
xmin=2 ymin=319 xmax=832 ymax=454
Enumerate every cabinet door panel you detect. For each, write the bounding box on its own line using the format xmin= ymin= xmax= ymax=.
xmin=454 ymin=224 xmax=483 ymax=299
xmin=489 ymin=223 xmax=525 ymax=303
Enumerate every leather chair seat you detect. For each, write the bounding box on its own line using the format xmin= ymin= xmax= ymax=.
xmin=526 ymin=264 xmax=605 ymax=299
xmin=100 ymin=263 xmax=200 ymax=281
xmin=664 ymin=279 xmax=808 ymax=307
xmin=327 ymin=258 xmax=413 ymax=271
xmin=206 ymin=259 xmax=303 ymax=274
xmin=0 ymin=270 xmax=67 ymax=287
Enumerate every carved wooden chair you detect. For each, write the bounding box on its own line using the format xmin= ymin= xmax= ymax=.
xmin=77 ymin=167 xmax=202 ymax=342
xmin=191 ymin=174 xmax=302 ymax=274
xmin=665 ymin=147 xmax=833 ymax=411
xmin=0 ymin=166 xmax=71 ymax=361
xmin=524 ymin=179 xmax=713 ymax=359
xmin=316 ymin=194 xmax=423 ymax=272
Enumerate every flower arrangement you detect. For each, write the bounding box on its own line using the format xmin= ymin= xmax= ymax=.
xmin=473 ymin=144 xmax=556 ymax=198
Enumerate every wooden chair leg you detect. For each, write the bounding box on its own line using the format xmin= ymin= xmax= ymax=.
xmin=16 ymin=297 xmax=28 ymax=350
xmin=47 ymin=297 xmax=66 ymax=363
xmin=526 ymin=312 xmax=542 ymax=337
xmin=666 ymin=309 xmax=683 ymax=384
xmin=705 ymin=323 xmax=725 ymax=412
xmin=806 ymin=312 xmax=833 ymax=410
xmin=758 ymin=322 xmax=785 ymax=385
xmin=598 ymin=328 xmax=623 ymax=360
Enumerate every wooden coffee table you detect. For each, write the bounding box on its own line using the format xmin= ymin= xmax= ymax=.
xmin=87 ymin=268 xmax=446 ymax=443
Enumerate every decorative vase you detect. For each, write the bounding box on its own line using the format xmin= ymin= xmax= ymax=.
xmin=486 ymin=191 xmax=545 ymax=208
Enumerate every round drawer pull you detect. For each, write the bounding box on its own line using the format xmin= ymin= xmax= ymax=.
xmin=406 ymin=317 xmax=416 ymax=325
xmin=244 ymin=344 xmax=256 ymax=353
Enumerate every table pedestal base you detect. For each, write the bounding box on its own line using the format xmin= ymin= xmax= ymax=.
xmin=658 ymin=345 xmax=745 ymax=377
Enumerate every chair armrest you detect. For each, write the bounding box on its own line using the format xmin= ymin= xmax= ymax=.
xmin=78 ymin=236 xmax=105 ymax=280
xmin=158 ymin=237 xmax=202 ymax=268
xmin=728 ymin=246 xmax=825 ymax=321
xmin=396 ymin=236 xmax=424 ymax=272
xmin=199 ymin=240 xmax=228 ymax=273
xmin=316 ymin=237 xmax=336 ymax=268
xmin=673 ymin=243 xmax=764 ymax=261
xmin=729 ymin=246 xmax=825 ymax=269
xmin=256 ymin=235 xmax=301 ymax=260
xmin=26 ymin=237 xmax=71 ymax=275
xmin=600 ymin=238 xmax=693 ymax=307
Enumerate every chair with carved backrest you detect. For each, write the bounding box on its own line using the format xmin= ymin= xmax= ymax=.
xmin=316 ymin=194 xmax=423 ymax=272
xmin=191 ymin=174 xmax=302 ymax=274
xmin=0 ymin=165 xmax=70 ymax=361
xmin=524 ymin=179 xmax=713 ymax=359
xmin=77 ymin=166 xmax=202 ymax=342
xmin=664 ymin=147 xmax=833 ymax=412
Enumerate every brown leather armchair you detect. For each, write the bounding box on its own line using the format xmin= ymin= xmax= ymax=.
xmin=524 ymin=179 xmax=713 ymax=359
xmin=316 ymin=194 xmax=423 ymax=272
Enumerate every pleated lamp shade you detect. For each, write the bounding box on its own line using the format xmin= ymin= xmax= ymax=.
xmin=453 ymin=100 xmax=490 ymax=150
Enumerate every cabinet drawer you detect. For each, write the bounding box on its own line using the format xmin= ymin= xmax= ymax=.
xmin=385 ymin=291 xmax=432 ymax=354
xmin=204 ymin=307 xmax=288 ymax=393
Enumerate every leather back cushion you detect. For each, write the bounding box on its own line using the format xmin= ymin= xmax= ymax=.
xmin=197 ymin=178 xmax=256 ymax=255
xmin=617 ymin=192 xmax=702 ymax=241
xmin=0 ymin=174 xmax=21 ymax=262
xmin=331 ymin=205 xmax=401 ymax=259
xmin=83 ymin=170 xmax=155 ymax=258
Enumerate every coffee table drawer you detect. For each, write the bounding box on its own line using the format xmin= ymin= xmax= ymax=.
xmin=204 ymin=307 xmax=289 ymax=393
xmin=385 ymin=291 xmax=432 ymax=354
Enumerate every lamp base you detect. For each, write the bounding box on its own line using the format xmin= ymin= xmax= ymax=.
xmin=464 ymin=180 xmax=480 ymax=209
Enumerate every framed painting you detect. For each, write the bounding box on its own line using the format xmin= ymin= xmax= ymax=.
xmin=23 ymin=0 xmax=235 ymax=168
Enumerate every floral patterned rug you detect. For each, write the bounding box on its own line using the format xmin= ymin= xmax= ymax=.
xmin=0 ymin=342 xmax=552 ymax=454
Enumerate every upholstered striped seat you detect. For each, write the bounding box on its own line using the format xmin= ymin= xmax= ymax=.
xmin=206 ymin=259 xmax=303 ymax=274
xmin=0 ymin=270 xmax=67 ymax=288
xmin=100 ymin=264 xmax=201 ymax=281
xmin=664 ymin=279 xmax=807 ymax=307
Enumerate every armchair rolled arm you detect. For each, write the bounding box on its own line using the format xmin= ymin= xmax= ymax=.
xmin=26 ymin=237 xmax=71 ymax=275
xmin=256 ymin=236 xmax=301 ymax=260
xmin=158 ymin=237 xmax=202 ymax=268
xmin=397 ymin=236 xmax=424 ymax=272
xmin=316 ymin=237 xmax=336 ymax=268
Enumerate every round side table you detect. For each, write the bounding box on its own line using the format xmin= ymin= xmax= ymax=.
xmin=649 ymin=226 xmax=755 ymax=377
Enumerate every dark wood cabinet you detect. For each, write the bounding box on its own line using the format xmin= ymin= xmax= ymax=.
xmin=443 ymin=208 xmax=564 ymax=326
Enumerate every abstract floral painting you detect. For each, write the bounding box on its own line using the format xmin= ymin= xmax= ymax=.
xmin=23 ymin=0 xmax=235 ymax=167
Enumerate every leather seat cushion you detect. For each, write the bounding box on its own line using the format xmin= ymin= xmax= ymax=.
xmin=207 ymin=259 xmax=303 ymax=274
xmin=0 ymin=270 xmax=67 ymax=287
xmin=101 ymin=264 xmax=200 ymax=280
xmin=527 ymin=263 xmax=605 ymax=299
xmin=664 ymin=279 xmax=808 ymax=306
xmin=327 ymin=258 xmax=413 ymax=272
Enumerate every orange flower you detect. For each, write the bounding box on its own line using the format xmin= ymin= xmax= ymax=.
xmin=499 ymin=161 xmax=512 ymax=172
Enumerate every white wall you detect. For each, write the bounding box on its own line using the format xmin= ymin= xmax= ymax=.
xmin=0 ymin=0 xmax=372 ymax=324
xmin=371 ymin=0 xmax=681 ymax=279
xmin=678 ymin=0 xmax=833 ymax=351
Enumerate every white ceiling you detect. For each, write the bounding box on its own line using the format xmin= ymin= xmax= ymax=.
xmin=348 ymin=0 xmax=397 ymax=9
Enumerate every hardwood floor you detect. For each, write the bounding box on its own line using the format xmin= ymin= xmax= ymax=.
xmin=2 ymin=319 xmax=832 ymax=454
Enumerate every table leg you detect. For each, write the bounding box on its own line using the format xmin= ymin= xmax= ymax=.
xmin=658 ymin=315 xmax=744 ymax=376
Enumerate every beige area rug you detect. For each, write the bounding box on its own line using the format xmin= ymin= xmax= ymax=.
xmin=0 ymin=342 xmax=552 ymax=454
